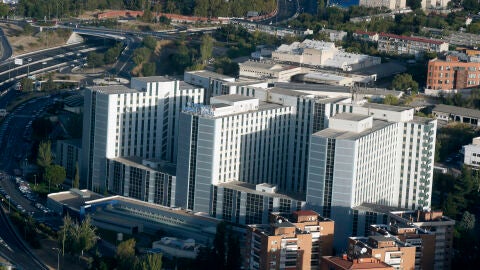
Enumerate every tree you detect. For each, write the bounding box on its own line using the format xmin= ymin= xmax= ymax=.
xmin=200 ymin=34 xmax=214 ymax=64
xmin=383 ymin=94 xmax=399 ymax=105
xmin=407 ymin=0 xmax=422 ymax=10
xmin=459 ymin=211 xmax=476 ymax=232
xmin=391 ymin=73 xmax=419 ymax=93
xmin=142 ymin=62 xmax=156 ymax=76
xmin=73 ymin=162 xmax=80 ymax=189
xmin=116 ymin=238 xmax=137 ymax=270
xmin=140 ymin=253 xmax=163 ymax=270
xmin=226 ymin=235 xmax=241 ymax=270
xmin=0 ymin=3 xmax=9 ymax=17
xmin=142 ymin=36 xmax=157 ymax=51
xmin=44 ymin=72 xmax=56 ymax=91
xmin=76 ymin=215 xmax=97 ymax=256
xmin=133 ymin=47 xmax=152 ymax=65
xmin=45 ymin=164 xmax=66 ymax=188
xmin=59 ymin=215 xmax=74 ymax=256
xmin=21 ymin=77 xmax=34 ymax=91
xmin=213 ymin=222 xmax=226 ymax=269
xmin=87 ymin=52 xmax=105 ymax=68
xmin=37 ymin=140 xmax=52 ymax=169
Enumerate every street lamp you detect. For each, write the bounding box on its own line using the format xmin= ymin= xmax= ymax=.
xmin=52 ymin=247 xmax=60 ymax=270
xmin=27 ymin=58 xmax=32 ymax=77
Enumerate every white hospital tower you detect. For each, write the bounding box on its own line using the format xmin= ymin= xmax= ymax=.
xmin=80 ymin=70 xmax=436 ymax=248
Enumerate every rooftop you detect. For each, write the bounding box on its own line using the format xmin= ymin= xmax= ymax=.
xmin=379 ymin=32 xmax=446 ymax=45
xmin=352 ymin=202 xmax=405 ymax=214
xmin=212 ymin=94 xmax=256 ymax=103
xmin=433 ymin=104 xmax=480 ymax=119
xmin=216 ymin=181 xmax=304 ymax=201
xmin=313 ymin=120 xmax=393 ymax=140
xmin=186 ymin=70 xmax=234 ymax=80
xmin=390 ymin=210 xmax=455 ymax=224
xmin=110 ymin=156 xmax=176 ymax=175
xmin=268 ymin=87 xmax=313 ymax=97
xmin=132 ymin=76 xmax=175 ymax=83
xmin=362 ymin=102 xmax=412 ymax=112
xmin=89 ymin=85 xmax=139 ymax=94
xmin=240 ymin=60 xmax=299 ymax=71
xmin=321 ymin=256 xmax=394 ymax=270
xmin=48 ymin=189 xmax=104 ymax=211
xmin=332 ymin=113 xmax=371 ymax=121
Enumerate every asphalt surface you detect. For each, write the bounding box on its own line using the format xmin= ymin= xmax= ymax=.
xmin=0 ymin=39 xmax=112 ymax=91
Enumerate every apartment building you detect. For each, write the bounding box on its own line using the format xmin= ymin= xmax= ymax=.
xmin=213 ymin=182 xmax=305 ymax=225
xmin=175 ymin=94 xmax=295 ymax=212
xmin=348 ymin=236 xmax=416 ymax=270
xmin=388 ymin=210 xmax=455 ymax=270
xmin=306 ymin=104 xmax=436 ymax=249
xmin=370 ymin=224 xmax=435 ymax=270
xmin=81 ymin=77 xmax=204 ymax=192
xmin=426 ymin=52 xmax=480 ymax=91
xmin=244 ymin=210 xmax=334 ymax=270
xmin=377 ymin=33 xmax=448 ymax=56
xmin=463 ymin=137 xmax=480 ymax=169
xmin=238 ymin=60 xmax=302 ymax=82
xmin=55 ymin=139 xmax=81 ymax=179
xmin=106 ymin=157 xmax=176 ymax=207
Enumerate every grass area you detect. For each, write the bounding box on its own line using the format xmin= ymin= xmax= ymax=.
xmin=0 ymin=23 xmax=71 ymax=56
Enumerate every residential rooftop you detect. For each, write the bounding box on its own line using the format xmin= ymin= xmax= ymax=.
xmin=89 ymin=85 xmax=139 ymax=94
xmin=433 ymin=104 xmax=480 ymax=119
xmin=332 ymin=113 xmax=371 ymax=122
xmin=313 ymin=120 xmax=393 ymax=140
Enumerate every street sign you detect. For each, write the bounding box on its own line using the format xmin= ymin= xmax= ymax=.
xmin=14 ymin=58 xmax=23 ymax=65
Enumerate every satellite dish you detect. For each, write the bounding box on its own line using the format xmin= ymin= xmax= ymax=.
xmin=360 ymin=248 xmax=367 ymax=254
xmin=278 ymin=219 xmax=283 ymax=223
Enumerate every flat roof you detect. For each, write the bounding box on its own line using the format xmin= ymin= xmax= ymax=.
xmin=132 ymin=76 xmax=174 ymax=83
xmin=269 ymin=87 xmax=312 ymax=97
xmin=89 ymin=85 xmax=139 ymax=94
xmin=48 ymin=190 xmax=104 ymax=210
xmin=186 ymin=70 xmax=234 ymax=80
xmin=352 ymin=203 xmax=405 ymax=214
xmin=313 ymin=120 xmax=392 ymax=140
xmin=178 ymin=81 xmax=197 ymax=90
xmin=213 ymin=94 xmax=256 ymax=102
xmin=332 ymin=113 xmax=371 ymax=121
xmin=321 ymin=256 xmax=394 ymax=270
xmin=110 ymin=157 xmax=176 ymax=175
xmin=362 ymin=102 xmax=412 ymax=112
xmin=217 ymin=181 xmax=304 ymax=201
xmin=433 ymin=104 xmax=480 ymax=119
xmin=240 ymin=61 xmax=299 ymax=71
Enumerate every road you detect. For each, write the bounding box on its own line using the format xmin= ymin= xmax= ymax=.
xmin=0 ymin=38 xmax=113 ymax=91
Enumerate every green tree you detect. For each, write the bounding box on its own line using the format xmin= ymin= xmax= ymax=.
xmin=140 ymin=253 xmax=163 ymax=270
xmin=21 ymin=77 xmax=34 ymax=91
xmin=133 ymin=47 xmax=152 ymax=65
xmin=142 ymin=36 xmax=157 ymax=51
xmin=45 ymin=164 xmax=66 ymax=188
xmin=391 ymin=73 xmax=419 ymax=93
xmin=213 ymin=222 xmax=226 ymax=269
xmin=0 ymin=3 xmax=9 ymax=17
xmin=73 ymin=162 xmax=80 ymax=189
xmin=383 ymin=94 xmax=399 ymax=105
xmin=200 ymin=34 xmax=214 ymax=64
xmin=142 ymin=62 xmax=156 ymax=76
xmin=76 ymin=215 xmax=97 ymax=256
xmin=58 ymin=214 xmax=74 ymax=256
xmin=459 ymin=211 xmax=476 ymax=232
xmin=116 ymin=238 xmax=137 ymax=270
xmin=407 ymin=0 xmax=422 ymax=10
xmin=37 ymin=140 xmax=52 ymax=169
xmin=226 ymin=235 xmax=241 ymax=270
xmin=87 ymin=52 xmax=105 ymax=68
xmin=44 ymin=72 xmax=55 ymax=90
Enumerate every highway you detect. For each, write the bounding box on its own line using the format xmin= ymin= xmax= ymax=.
xmin=0 ymin=39 xmax=113 ymax=91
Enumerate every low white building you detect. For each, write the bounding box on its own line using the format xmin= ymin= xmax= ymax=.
xmin=272 ymin=39 xmax=380 ymax=71
xmin=464 ymin=137 xmax=480 ymax=169
xmin=239 ymin=60 xmax=302 ymax=82
xmin=359 ymin=0 xmax=406 ymax=10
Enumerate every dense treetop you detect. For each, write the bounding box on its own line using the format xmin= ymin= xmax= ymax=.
xmin=17 ymin=0 xmax=276 ymax=19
